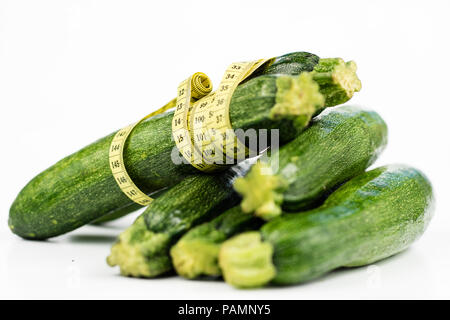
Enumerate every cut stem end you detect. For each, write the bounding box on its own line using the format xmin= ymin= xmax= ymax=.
xmin=233 ymin=161 xmax=286 ymax=220
xmin=313 ymin=58 xmax=362 ymax=107
xmin=107 ymin=216 xmax=171 ymax=278
xmin=171 ymin=238 xmax=222 ymax=279
xmin=219 ymin=232 xmax=276 ymax=288
xmin=270 ymin=73 xmax=325 ymax=124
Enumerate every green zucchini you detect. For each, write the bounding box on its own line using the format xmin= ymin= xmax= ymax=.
xmin=9 ymin=52 xmax=361 ymax=239
xmin=107 ymin=163 xmax=249 ymax=277
xmin=234 ymin=105 xmax=387 ymax=220
xmin=170 ymin=106 xmax=387 ymax=278
xmin=219 ymin=165 xmax=435 ymax=288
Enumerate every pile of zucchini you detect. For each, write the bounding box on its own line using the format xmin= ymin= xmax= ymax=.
xmin=9 ymin=51 xmax=434 ymax=289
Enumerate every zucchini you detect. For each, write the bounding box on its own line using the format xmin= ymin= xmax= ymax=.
xmin=234 ymin=105 xmax=387 ymax=220
xmin=170 ymin=106 xmax=387 ymax=278
xmin=9 ymin=52 xmax=361 ymax=239
xmin=106 ymin=163 xmax=249 ymax=277
xmin=219 ymin=165 xmax=435 ymax=288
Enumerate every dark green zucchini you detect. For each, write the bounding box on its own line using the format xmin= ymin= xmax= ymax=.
xmin=107 ymin=163 xmax=249 ymax=277
xmin=234 ymin=105 xmax=387 ymax=220
xmin=9 ymin=52 xmax=360 ymax=239
xmin=170 ymin=106 xmax=387 ymax=278
xmin=219 ymin=165 xmax=435 ymax=288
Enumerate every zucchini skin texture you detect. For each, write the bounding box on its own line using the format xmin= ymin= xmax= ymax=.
xmin=90 ymin=187 xmax=168 ymax=225
xmin=263 ymin=165 xmax=434 ymax=285
xmin=281 ymin=105 xmax=388 ymax=211
xmin=192 ymin=205 xmax=263 ymax=240
xmin=9 ymin=52 xmax=319 ymax=240
xmin=252 ymin=52 xmax=319 ymax=77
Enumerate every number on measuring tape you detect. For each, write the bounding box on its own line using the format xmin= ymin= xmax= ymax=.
xmin=108 ymin=98 xmax=176 ymax=206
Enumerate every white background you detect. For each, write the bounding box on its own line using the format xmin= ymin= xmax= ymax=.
xmin=1 ymin=0 xmax=449 ymax=299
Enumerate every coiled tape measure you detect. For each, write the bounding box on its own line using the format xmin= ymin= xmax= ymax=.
xmin=109 ymin=58 xmax=270 ymax=205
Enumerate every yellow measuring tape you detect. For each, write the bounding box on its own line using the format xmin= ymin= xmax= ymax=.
xmin=172 ymin=59 xmax=269 ymax=172
xmin=109 ymin=99 xmax=175 ymax=205
xmin=110 ymin=58 xmax=270 ymax=205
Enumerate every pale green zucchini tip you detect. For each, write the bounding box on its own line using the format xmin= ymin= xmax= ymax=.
xmin=269 ymin=57 xmax=362 ymax=129
xmin=107 ymin=216 xmax=171 ymax=277
xmin=170 ymin=238 xmax=222 ymax=279
xmin=219 ymin=231 xmax=275 ymax=288
xmin=233 ymin=162 xmax=286 ymax=220
xmin=311 ymin=58 xmax=362 ymax=107
xmin=312 ymin=58 xmax=362 ymax=93
xmin=331 ymin=60 xmax=362 ymax=97
xmin=270 ymin=73 xmax=324 ymax=121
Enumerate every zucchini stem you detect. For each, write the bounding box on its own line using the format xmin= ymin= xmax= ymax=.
xmin=312 ymin=58 xmax=362 ymax=107
xmin=233 ymin=161 xmax=287 ymax=220
xmin=270 ymin=73 xmax=324 ymax=126
xmin=107 ymin=216 xmax=172 ymax=277
xmin=269 ymin=57 xmax=362 ymax=122
xmin=219 ymin=231 xmax=276 ymax=288
xmin=170 ymin=224 xmax=224 ymax=279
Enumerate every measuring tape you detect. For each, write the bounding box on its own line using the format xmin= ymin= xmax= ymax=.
xmin=172 ymin=59 xmax=270 ymax=172
xmin=109 ymin=99 xmax=175 ymax=205
xmin=110 ymin=58 xmax=270 ymax=205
